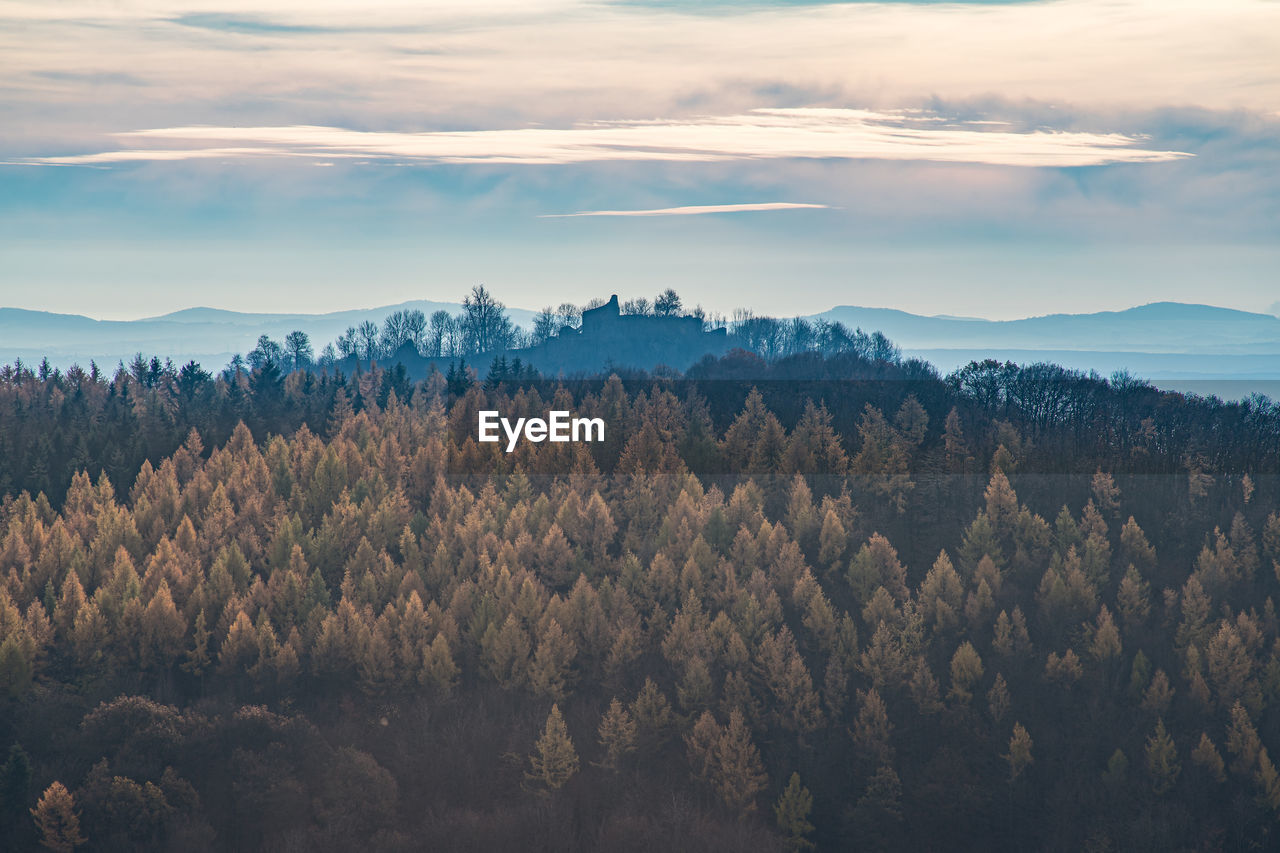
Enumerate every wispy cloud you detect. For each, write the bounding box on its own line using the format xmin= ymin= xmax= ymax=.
xmin=170 ymin=13 xmax=337 ymax=35
xmin=24 ymin=109 xmax=1190 ymax=169
xmin=540 ymin=202 xmax=831 ymax=217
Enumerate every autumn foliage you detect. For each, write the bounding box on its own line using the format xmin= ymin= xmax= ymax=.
xmin=0 ymin=355 xmax=1279 ymax=850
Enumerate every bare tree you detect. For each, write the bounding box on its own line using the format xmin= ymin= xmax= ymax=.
xmin=380 ymin=309 xmax=427 ymax=356
xmin=247 ymin=335 xmax=284 ymax=370
xmin=555 ymin=303 xmax=581 ymax=329
xmin=356 ymin=320 xmax=380 ymax=361
xmin=426 ymin=311 xmax=452 ymax=357
xmin=335 ymin=327 xmax=358 ymax=358
xmin=532 ymin=307 xmax=558 ymax=346
xmin=460 ymin=285 xmax=514 ymax=355
xmin=284 ymin=330 xmax=313 ymax=371
xmin=621 ymin=297 xmax=652 ymax=316
xmin=654 ymin=288 xmax=682 ymax=317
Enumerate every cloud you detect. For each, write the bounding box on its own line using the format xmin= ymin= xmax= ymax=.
xmin=611 ymin=0 xmax=1038 ymax=8
xmin=539 ymin=202 xmax=831 ymax=217
xmin=6 ymin=0 xmax=1277 ymax=128
xmin=23 ymin=109 xmax=1190 ymax=169
xmin=170 ymin=13 xmax=335 ymax=35
xmin=31 ymin=70 xmax=147 ymax=86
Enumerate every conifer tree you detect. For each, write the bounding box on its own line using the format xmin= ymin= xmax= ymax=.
xmin=909 ymin=659 xmax=942 ymax=715
xmin=0 ymin=635 xmax=33 ymax=700
xmin=1205 ymin=622 xmax=1251 ymax=710
xmin=992 ymin=610 xmax=1015 ymax=657
xmin=422 ymin=633 xmax=458 ymax=695
xmin=1141 ymin=670 xmax=1174 ymax=716
xmin=849 ymin=764 xmax=903 ymax=843
xmin=139 ymin=581 xmax=186 ymax=670
xmin=859 ymin=621 xmax=909 ymax=692
xmin=1176 ymin=576 xmax=1212 ymax=651
xmin=30 ymin=782 xmax=86 ymax=852
xmin=529 ymin=618 xmax=578 ymax=701
xmin=984 ymin=470 xmax=1019 ymax=535
xmin=218 ymin=610 xmax=259 ymax=676
xmin=987 ymin=673 xmax=1011 ymax=723
xmin=1119 ymin=517 xmax=1156 ymax=573
xmin=848 ymin=533 xmax=909 ymax=605
xmin=1044 ymin=649 xmax=1083 ymax=686
xmin=1102 ymin=749 xmax=1128 ymax=790
xmin=632 ymin=677 xmax=674 ymax=745
xmin=1116 ymin=566 xmax=1151 ymax=630
xmin=851 ymin=405 xmax=913 ymax=513
xmin=1256 ymin=748 xmax=1280 ymax=811
xmin=1 ymin=743 xmax=32 ymax=826
xmin=712 ymin=709 xmax=767 ymax=817
xmin=179 ymin=609 xmax=211 ymax=678
xmin=773 ymin=772 xmax=815 ymax=851
xmin=482 ymin=614 xmax=530 ymax=689
xmin=1006 ymin=723 xmax=1033 ymax=780
xmin=685 ymin=710 xmax=721 ymax=781
xmin=817 ymin=509 xmax=846 ymax=570
xmin=1091 ymin=469 xmax=1120 ymax=517
xmin=1089 ymin=605 xmax=1122 ymax=662
xmin=1226 ymin=700 xmax=1262 ymax=777
xmin=919 ymin=551 xmax=964 ymax=634
xmin=1190 ymin=733 xmax=1226 ymax=783
xmin=942 ymin=407 xmax=969 ymax=472
xmin=1145 ymin=718 xmax=1180 ymax=795
xmin=527 ymin=704 xmax=579 ymax=793
xmin=677 ymin=657 xmax=714 ymax=715
xmin=854 ymin=688 xmax=894 ymax=765
xmin=597 ymin=698 xmax=638 ymax=771
xmin=949 ymin=641 xmax=985 ymax=704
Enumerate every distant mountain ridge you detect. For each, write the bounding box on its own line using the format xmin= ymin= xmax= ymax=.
xmin=0 ymin=300 xmax=539 ymax=371
xmin=808 ymin=302 xmax=1280 ymax=355
xmin=140 ymin=301 xmax=512 ymax=327
xmin=2 ymin=300 xmax=1277 ymax=393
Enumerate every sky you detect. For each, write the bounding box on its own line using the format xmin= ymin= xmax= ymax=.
xmin=1 ymin=0 xmax=1278 ymax=321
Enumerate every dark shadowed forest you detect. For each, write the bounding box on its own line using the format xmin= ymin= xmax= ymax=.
xmin=2 ymin=328 xmax=1280 ymax=850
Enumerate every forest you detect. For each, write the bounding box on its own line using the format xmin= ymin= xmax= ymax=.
xmin=2 ymin=322 xmax=1280 ymax=850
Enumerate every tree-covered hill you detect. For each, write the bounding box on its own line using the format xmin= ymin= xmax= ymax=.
xmin=1 ymin=350 xmax=1279 ymax=850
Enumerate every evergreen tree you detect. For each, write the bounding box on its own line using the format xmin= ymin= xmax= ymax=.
xmin=1145 ymin=719 xmax=1181 ymax=795
xmin=773 ymin=772 xmax=815 ymax=851
xmin=423 ymin=634 xmax=459 ymax=695
xmin=597 ymin=698 xmax=638 ymax=771
xmin=1190 ymin=733 xmax=1226 ymax=783
xmin=711 ymin=709 xmax=767 ymax=817
xmin=1 ymin=744 xmax=32 ymax=825
xmin=1255 ymin=748 xmax=1280 ymax=812
xmin=529 ymin=618 xmax=578 ymax=701
xmin=632 ymin=677 xmax=674 ymax=745
xmin=949 ymin=641 xmax=985 ymax=704
xmin=527 ymin=704 xmax=579 ymax=793
xmin=848 ymin=764 xmax=903 ymax=845
xmin=30 ymin=782 xmax=86 ymax=852
xmin=1006 ymin=723 xmax=1033 ymax=780
xmin=854 ymin=689 xmax=894 ymax=765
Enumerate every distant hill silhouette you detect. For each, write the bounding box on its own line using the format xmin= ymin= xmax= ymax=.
xmin=531 ymin=294 xmax=729 ymax=374
xmin=0 ymin=300 xmax=539 ymax=370
xmin=4 ymin=298 xmax=1278 ymax=394
xmin=810 ymin=302 xmax=1280 ymax=354
xmin=338 ymin=294 xmax=731 ymax=379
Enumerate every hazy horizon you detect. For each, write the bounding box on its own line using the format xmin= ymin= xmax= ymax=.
xmin=3 ymin=293 xmax=1279 ymax=327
